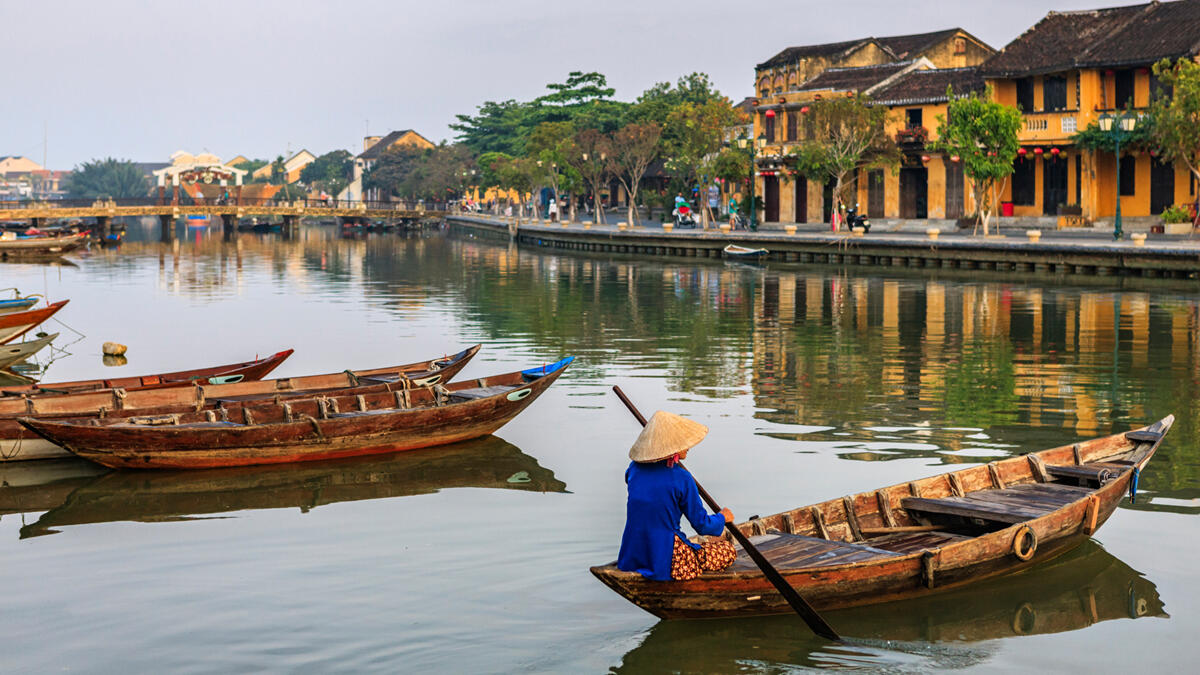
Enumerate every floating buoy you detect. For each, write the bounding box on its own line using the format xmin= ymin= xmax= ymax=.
xmin=102 ymin=341 xmax=128 ymax=356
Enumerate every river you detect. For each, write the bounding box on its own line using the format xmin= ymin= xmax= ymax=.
xmin=1 ymin=222 xmax=1196 ymax=672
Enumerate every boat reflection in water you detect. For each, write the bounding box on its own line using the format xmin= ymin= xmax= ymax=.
xmin=10 ymin=435 xmax=565 ymax=539
xmin=0 ymin=458 xmax=108 ymax=518
xmin=611 ymin=540 xmax=1164 ymax=672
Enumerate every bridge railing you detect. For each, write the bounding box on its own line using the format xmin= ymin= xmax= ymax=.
xmin=0 ymin=197 xmax=446 ymax=212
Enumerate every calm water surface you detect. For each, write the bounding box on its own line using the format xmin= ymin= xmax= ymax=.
xmin=1 ymin=222 xmax=1197 ymax=672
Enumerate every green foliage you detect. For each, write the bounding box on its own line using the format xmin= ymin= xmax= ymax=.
xmin=711 ymin=148 xmax=750 ymax=187
xmin=943 ymin=340 xmax=1018 ymax=428
xmin=273 ymin=182 xmax=307 ymax=202
xmin=269 ymin=155 xmax=286 ymax=185
xmin=1161 ymin=203 xmax=1192 ymax=224
xmin=630 ymin=73 xmax=722 ymax=125
xmin=476 ymin=151 xmax=514 ymax=192
xmin=931 ymin=86 xmax=1022 ymax=230
xmin=527 ymin=121 xmax=582 ymax=195
xmin=788 ymin=94 xmax=898 ymax=213
xmin=1070 ymin=116 xmax=1156 ymax=152
xmin=233 ymin=159 xmax=267 ymax=175
xmin=662 ymin=97 xmax=743 ymax=189
xmin=1150 ymin=57 xmax=1200 ymax=181
xmin=64 ymin=158 xmax=150 ymax=199
xmin=300 ymin=150 xmax=353 ymax=195
xmin=363 ymin=143 xmax=476 ymax=201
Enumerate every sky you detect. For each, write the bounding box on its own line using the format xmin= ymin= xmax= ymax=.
xmin=2 ymin=0 xmax=1140 ymax=169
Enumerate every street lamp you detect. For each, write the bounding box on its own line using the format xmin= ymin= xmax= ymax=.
xmin=1099 ymin=112 xmax=1137 ymax=241
xmin=737 ymin=133 xmax=767 ymax=231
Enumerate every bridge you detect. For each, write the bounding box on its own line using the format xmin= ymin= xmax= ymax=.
xmin=1 ymin=197 xmax=446 ymax=240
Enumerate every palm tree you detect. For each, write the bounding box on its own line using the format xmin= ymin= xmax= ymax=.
xmin=64 ymin=158 xmax=150 ymax=199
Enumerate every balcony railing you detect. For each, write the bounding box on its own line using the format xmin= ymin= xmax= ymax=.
xmin=1020 ymin=110 xmax=1080 ymax=140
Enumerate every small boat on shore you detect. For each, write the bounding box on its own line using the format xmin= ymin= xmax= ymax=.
xmin=0 ymin=345 xmax=479 ymax=462
xmin=0 ymin=300 xmax=68 ymax=344
xmin=0 ymin=347 xmax=293 ymax=395
xmin=20 ymin=356 xmax=573 ymax=469
xmin=722 ymin=244 xmax=769 ymax=260
xmin=0 ymin=232 xmax=88 ymax=259
xmin=0 ymin=332 xmax=57 ymax=369
xmin=591 ymin=415 xmax=1173 ymax=619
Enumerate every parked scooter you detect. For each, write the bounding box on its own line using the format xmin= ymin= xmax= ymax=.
xmin=844 ymin=203 xmax=870 ymax=233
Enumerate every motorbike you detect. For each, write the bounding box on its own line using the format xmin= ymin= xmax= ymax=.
xmin=845 ymin=203 xmax=870 ymax=233
xmin=673 ymin=204 xmax=698 ymax=228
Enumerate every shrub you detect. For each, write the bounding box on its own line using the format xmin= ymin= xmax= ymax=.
xmin=1161 ymin=204 xmax=1192 ymax=224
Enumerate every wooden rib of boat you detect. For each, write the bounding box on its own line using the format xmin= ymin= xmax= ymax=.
xmin=0 ymin=232 xmax=87 ymax=259
xmin=19 ymin=356 xmax=572 ymax=469
xmin=0 ymin=344 xmax=480 ymax=462
xmin=590 ymin=415 xmax=1173 ymax=619
xmin=0 ymin=300 xmax=68 ymax=345
xmin=16 ymin=436 xmax=567 ymax=538
xmin=0 ymin=296 xmax=40 ymax=316
xmin=722 ymin=244 xmax=768 ymax=259
xmin=0 ymin=332 xmax=57 ymax=369
xmin=0 ymin=347 xmax=293 ymax=396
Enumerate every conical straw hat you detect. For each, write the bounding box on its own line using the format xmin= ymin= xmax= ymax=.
xmin=629 ymin=411 xmax=709 ymax=462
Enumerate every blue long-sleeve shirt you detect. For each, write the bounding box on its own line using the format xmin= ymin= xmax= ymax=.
xmin=617 ymin=460 xmax=727 ymax=581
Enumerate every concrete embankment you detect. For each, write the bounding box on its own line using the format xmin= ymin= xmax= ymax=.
xmin=447 ymin=215 xmax=1200 ymax=279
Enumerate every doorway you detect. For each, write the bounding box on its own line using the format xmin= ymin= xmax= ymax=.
xmin=945 ymin=164 xmax=964 ymax=219
xmin=764 ymin=175 xmax=780 ymax=222
xmin=868 ymin=170 xmax=884 ymax=218
xmin=899 ymin=167 xmax=928 ymax=219
xmin=1043 ymin=156 xmax=1068 ymax=215
xmin=794 ymin=176 xmax=808 ymax=222
xmin=1151 ymin=158 xmax=1176 ymax=215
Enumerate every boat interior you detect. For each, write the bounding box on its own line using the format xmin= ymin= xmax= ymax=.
xmin=708 ymin=426 xmax=1166 ymax=574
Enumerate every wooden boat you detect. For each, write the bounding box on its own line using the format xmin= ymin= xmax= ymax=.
xmin=591 ymin=415 xmax=1173 ymax=619
xmin=0 ymin=300 xmax=68 ymax=344
xmin=0 ymin=296 xmax=40 ymax=316
xmin=0 ymin=345 xmax=479 ymax=461
xmin=0 ymin=232 xmax=88 ymax=259
xmin=0 ymin=332 xmax=57 ymax=369
xmin=15 ymin=436 xmax=566 ymax=538
xmin=722 ymin=244 xmax=769 ymax=259
xmin=20 ymin=357 xmax=573 ymax=469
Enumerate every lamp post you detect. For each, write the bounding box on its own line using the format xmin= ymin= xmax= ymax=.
xmin=737 ymin=133 xmax=767 ymax=231
xmin=1099 ymin=112 xmax=1137 ymax=241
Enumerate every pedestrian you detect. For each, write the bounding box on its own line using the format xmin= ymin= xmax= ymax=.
xmin=728 ymin=194 xmax=740 ymax=229
xmin=548 ymin=197 xmax=559 ymax=222
xmin=616 ymin=411 xmax=737 ymax=581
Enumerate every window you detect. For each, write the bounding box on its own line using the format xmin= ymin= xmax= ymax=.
xmin=1012 ymin=158 xmax=1036 ymax=206
xmin=1016 ymin=78 xmax=1035 ymax=112
xmin=954 ymin=37 xmax=966 ymax=55
xmin=1115 ymin=70 xmax=1134 ymax=109
xmin=1119 ymin=156 xmax=1136 ymax=196
xmin=764 ymin=113 xmax=775 ymax=142
xmin=905 ymin=108 xmax=923 ymax=128
xmin=786 ymin=111 xmax=798 ymax=142
xmin=1043 ymin=76 xmax=1067 ymax=111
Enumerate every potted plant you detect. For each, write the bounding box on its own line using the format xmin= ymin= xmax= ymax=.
xmin=1161 ymin=203 xmax=1193 ymax=235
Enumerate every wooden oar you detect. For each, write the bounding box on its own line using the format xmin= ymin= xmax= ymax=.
xmin=612 ymin=385 xmax=840 ymax=641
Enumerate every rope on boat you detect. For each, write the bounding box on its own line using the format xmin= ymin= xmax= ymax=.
xmin=343 ymin=370 xmax=360 ymax=386
xmin=1129 ymin=467 xmax=1140 ymax=504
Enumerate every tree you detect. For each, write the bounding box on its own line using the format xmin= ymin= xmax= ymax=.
xmin=631 ymin=73 xmax=723 ymax=125
xmin=790 ymin=94 xmax=899 ymax=231
xmin=494 ymin=156 xmax=538 ymax=220
xmin=300 ymin=150 xmax=353 ymax=196
xmin=1150 ymin=57 xmax=1200 ymax=224
xmin=662 ymin=98 xmax=744 ymax=228
xmin=931 ymin=86 xmax=1022 ymax=235
xmin=527 ymin=121 xmax=582 ymax=221
xmin=64 ymin=158 xmax=150 ymax=199
xmin=233 ymin=159 xmax=268 ymax=176
xmin=565 ymin=128 xmax=613 ymax=223
xmin=269 ymin=155 xmax=286 ymax=185
xmin=606 ymin=123 xmax=662 ymax=226
xmin=363 ymin=145 xmax=424 ymax=198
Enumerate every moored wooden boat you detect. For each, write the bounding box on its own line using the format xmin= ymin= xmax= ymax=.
xmin=0 ymin=300 xmax=68 ymax=344
xmin=722 ymin=244 xmax=768 ymax=259
xmin=0 ymin=296 xmax=40 ymax=316
xmin=0 ymin=332 xmax=57 ymax=369
xmin=0 ymin=347 xmax=293 ymax=396
xmin=19 ymin=356 xmax=572 ymax=469
xmin=0 ymin=344 xmax=479 ymax=461
xmin=591 ymin=415 xmax=1173 ymax=619
xmin=0 ymin=232 xmax=88 ymax=259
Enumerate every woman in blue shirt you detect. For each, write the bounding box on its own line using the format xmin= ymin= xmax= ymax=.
xmin=617 ymin=411 xmax=737 ymax=581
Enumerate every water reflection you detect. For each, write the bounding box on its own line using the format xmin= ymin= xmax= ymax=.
xmin=611 ymin=541 xmax=1162 ymax=673
xmin=10 ymin=436 xmax=565 ymax=539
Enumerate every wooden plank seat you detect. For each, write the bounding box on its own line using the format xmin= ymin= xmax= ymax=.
xmin=903 ymin=488 xmax=1069 ymax=525
xmin=1044 ymin=462 xmax=1129 ymax=484
xmin=448 ymin=385 xmax=516 ymax=401
xmin=724 ymin=533 xmax=899 ymax=573
xmin=861 ymin=530 xmax=971 ymax=555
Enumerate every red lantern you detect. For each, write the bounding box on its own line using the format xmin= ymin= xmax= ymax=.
xmin=1034 ymin=147 xmax=1044 ymax=155
xmin=751 ymin=99 xmax=759 ymax=106
xmin=800 ymin=106 xmax=810 ymax=113
xmin=778 ymin=97 xmax=786 ymax=104
xmin=1050 ymin=147 xmax=1061 ymax=155
xmin=814 ymin=94 xmax=823 ymax=101
xmin=950 ymin=155 xmax=961 ymax=163
xmin=765 ymin=109 xmax=776 ymax=118
xmin=1017 ymin=148 xmax=1027 ymax=156
xmin=987 ymin=151 xmax=996 ymax=157
xmin=846 ymin=91 xmax=854 ymax=98
xmin=920 ymin=155 xmax=931 ymax=163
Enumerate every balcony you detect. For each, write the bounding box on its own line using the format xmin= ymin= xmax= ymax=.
xmin=1019 ymin=110 xmax=1080 ymax=143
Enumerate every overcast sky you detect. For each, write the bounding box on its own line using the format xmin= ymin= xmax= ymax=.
xmin=2 ymin=0 xmax=1134 ymax=169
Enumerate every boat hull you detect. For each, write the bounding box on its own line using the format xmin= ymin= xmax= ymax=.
xmin=0 ymin=301 xmax=68 ymax=345
xmin=591 ymin=416 xmax=1171 ymax=619
xmin=0 ymin=332 xmax=57 ymax=369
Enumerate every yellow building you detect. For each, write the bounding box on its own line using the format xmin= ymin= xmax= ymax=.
xmin=351 ymin=130 xmax=436 ymax=202
xmin=751 ymin=29 xmax=995 ymax=225
xmin=980 ymin=0 xmax=1200 ymax=225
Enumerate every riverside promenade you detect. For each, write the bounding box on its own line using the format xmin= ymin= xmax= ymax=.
xmin=447 ymin=214 xmax=1200 ymax=280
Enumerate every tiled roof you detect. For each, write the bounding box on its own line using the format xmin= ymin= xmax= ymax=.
xmin=358 ymin=130 xmax=432 ymax=159
xmin=875 ymin=29 xmax=963 ymax=60
xmin=798 ymin=61 xmax=913 ymax=93
xmin=981 ymin=0 xmax=1200 ymax=77
xmin=757 ymin=39 xmax=868 ymax=70
xmin=870 ymin=67 xmax=986 ymax=106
